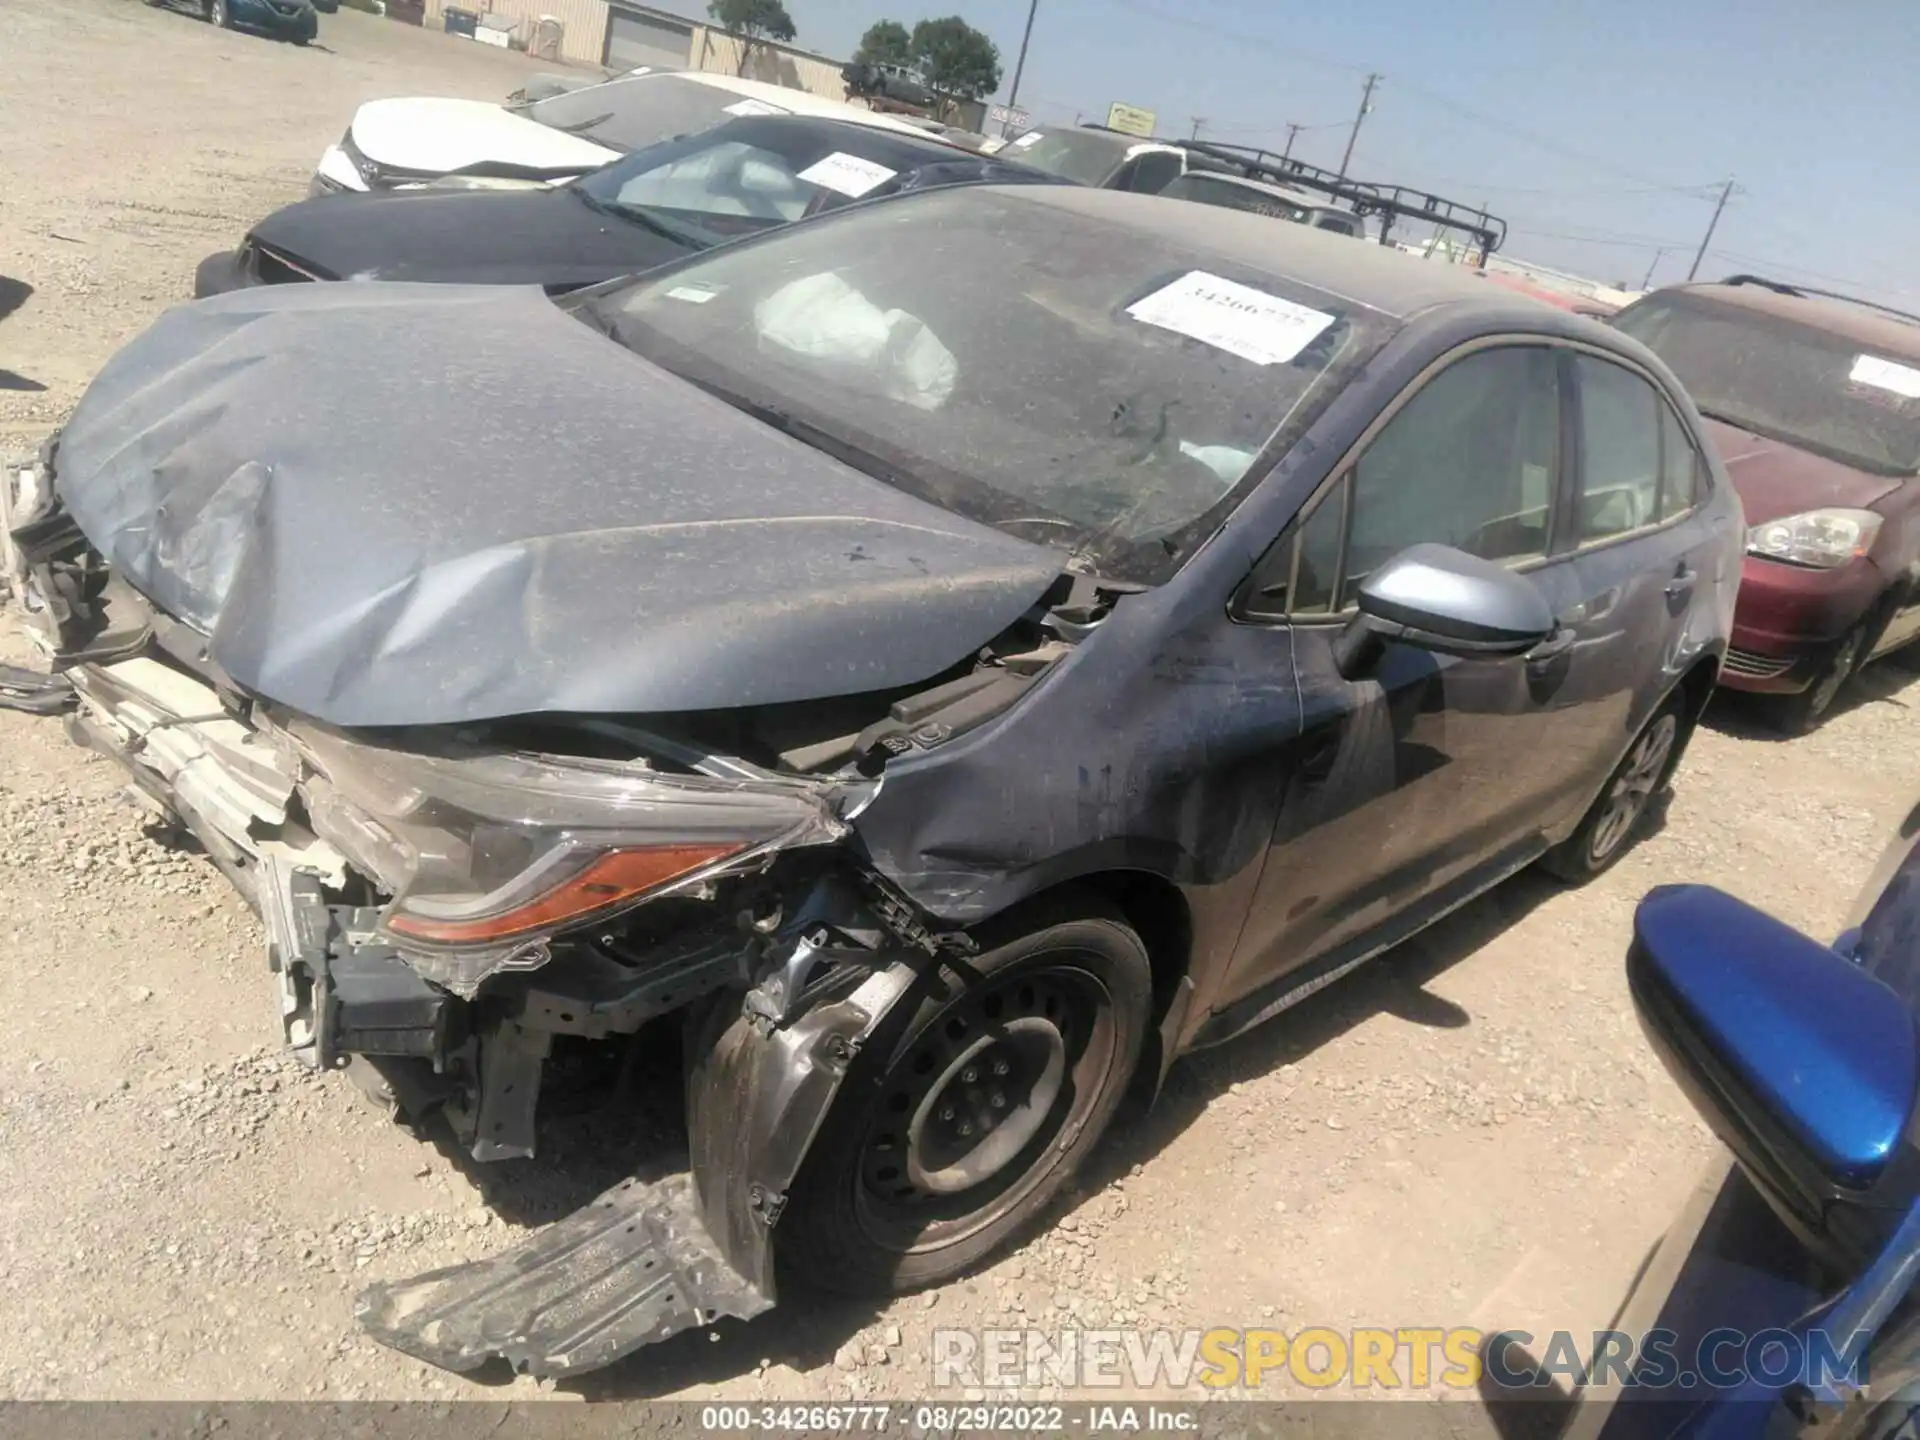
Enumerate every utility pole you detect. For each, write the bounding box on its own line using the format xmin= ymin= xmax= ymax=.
xmin=1641 ymin=247 xmax=1668 ymax=290
xmin=1001 ymin=0 xmax=1039 ymax=136
xmin=1336 ymin=72 xmax=1379 ymax=180
xmin=1282 ymin=122 xmax=1302 ymax=159
xmin=1190 ymin=116 xmax=1206 ymax=139
xmin=1687 ymin=180 xmax=1738 ymax=281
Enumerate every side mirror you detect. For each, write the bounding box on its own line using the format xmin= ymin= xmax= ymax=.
xmin=1630 ymin=884 xmax=1920 ymax=1268
xmin=1332 ymin=542 xmax=1555 ymax=679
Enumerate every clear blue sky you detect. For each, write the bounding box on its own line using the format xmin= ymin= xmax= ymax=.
xmin=766 ymin=0 xmax=1914 ymax=303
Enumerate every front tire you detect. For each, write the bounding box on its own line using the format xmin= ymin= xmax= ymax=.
xmin=1541 ymin=695 xmax=1686 ymax=882
xmin=1762 ymin=621 xmax=1868 ymax=735
xmin=780 ymin=895 xmax=1152 ymax=1297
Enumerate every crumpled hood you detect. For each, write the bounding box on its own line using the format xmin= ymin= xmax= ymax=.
xmin=250 ymin=187 xmax=690 ymax=288
xmin=349 ymin=98 xmax=619 ymax=180
xmin=1701 ymin=416 xmax=1906 ymax=524
xmin=51 ymin=282 xmax=1066 ymax=727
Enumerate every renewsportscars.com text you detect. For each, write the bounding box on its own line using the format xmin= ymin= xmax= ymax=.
xmin=930 ymin=1326 xmax=1869 ymax=1391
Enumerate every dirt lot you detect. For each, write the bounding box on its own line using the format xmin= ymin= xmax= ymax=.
xmin=1 ymin=0 xmax=1915 ymax=1408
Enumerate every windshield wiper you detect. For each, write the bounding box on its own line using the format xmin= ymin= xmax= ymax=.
xmin=544 ymin=111 xmax=613 ymax=136
xmin=571 ymin=188 xmax=705 ymax=248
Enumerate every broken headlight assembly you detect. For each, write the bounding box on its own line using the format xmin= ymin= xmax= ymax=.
xmin=290 ymin=725 xmax=847 ymax=996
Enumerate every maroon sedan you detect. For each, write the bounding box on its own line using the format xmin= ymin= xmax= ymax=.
xmin=1613 ymin=277 xmax=1920 ymax=731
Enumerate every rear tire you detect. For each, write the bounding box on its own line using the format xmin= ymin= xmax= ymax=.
xmin=1541 ymin=695 xmax=1686 ymax=882
xmin=207 ymin=0 xmax=231 ymax=25
xmin=779 ymin=895 xmax=1152 ymax=1297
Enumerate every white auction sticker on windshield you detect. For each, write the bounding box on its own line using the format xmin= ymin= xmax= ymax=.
xmin=1011 ymin=132 xmax=1044 ymax=148
xmin=1850 ymin=353 xmax=1920 ymax=399
xmin=795 ymin=152 xmax=898 ymax=198
xmin=666 ymin=284 xmax=721 ymax=304
xmin=723 ymin=98 xmax=783 ymax=117
xmin=1126 ymin=270 xmax=1337 ymax=366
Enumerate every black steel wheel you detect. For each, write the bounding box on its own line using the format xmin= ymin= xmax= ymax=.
xmin=779 ymin=895 xmax=1151 ymax=1296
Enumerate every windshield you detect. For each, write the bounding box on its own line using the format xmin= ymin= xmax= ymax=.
xmin=575 ymin=188 xmax=1393 ymax=585
xmin=523 ymin=74 xmax=779 ymax=154
xmin=1162 ymin=173 xmax=1312 ymax=224
xmin=1000 ymin=128 xmax=1133 ymax=186
xmin=1616 ymin=294 xmax=1920 ymax=476
xmin=577 ymin=121 xmax=917 ymax=246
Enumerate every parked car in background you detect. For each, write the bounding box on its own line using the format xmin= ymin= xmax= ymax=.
xmin=313 ymin=70 xmax=932 ymax=195
xmin=1562 ymin=792 xmax=1920 ymax=1440
xmin=148 ymin=0 xmax=316 ymax=43
xmin=1158 ymin=171 xmax=1367 ymax=237
xmin=1614 ymin=276 xmax=1920 ymax=731
xmin=997 ymin=124 xmax=1199 ymax=191
xmin=4 ymin=184 xmax=1738 ymax=1381
xmin=195 ymin=115 xmax=1058 ymax=296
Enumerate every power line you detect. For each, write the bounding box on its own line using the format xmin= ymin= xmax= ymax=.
xmin=1105 ymin=0 xmax=1374 ymax=74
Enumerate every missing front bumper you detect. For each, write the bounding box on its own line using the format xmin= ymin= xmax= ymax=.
xmin=358 ymin=954 xmax=925 ymax=1376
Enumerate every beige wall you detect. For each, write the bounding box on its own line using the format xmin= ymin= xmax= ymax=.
xmin=420 ymin=0 xmax=611 ymax=68
xmin=413 ymin=3 xmax=864 ymax=102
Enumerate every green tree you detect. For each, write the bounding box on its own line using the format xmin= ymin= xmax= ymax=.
xmin=910 ymin=15 xmax=1002 ymax=108
xmin=707 ymin=0 xmax=796 ymax=75
xmin=853 ymin=19 xmax=913 ymax=67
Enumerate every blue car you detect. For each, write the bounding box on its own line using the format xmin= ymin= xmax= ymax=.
xmin=1565 ymin=796 xmax=1920 ymax=1439
xmin=152 ymin=0 xmax=318 ymax=44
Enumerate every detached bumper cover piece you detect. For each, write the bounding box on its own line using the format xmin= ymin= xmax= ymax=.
xmin=0 ymin=663 xmax=73 ymax=714
xmin=358 ymin=956 xmax=923 ymax=1374
xmin=357 ymin=1172 xmax=770 ymax=1376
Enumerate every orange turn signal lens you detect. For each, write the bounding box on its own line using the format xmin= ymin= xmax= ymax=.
xmin=385 ymin=842 xmax=741 ymax=946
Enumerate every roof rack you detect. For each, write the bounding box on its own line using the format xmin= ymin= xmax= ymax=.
xmin=1172 ymin=140 xmax=1507 ymax=261
xmin=1721 ymin=274 xmax=1920 ymax=329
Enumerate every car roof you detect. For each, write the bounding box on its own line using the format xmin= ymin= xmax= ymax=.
xmin=671 ymin=71 xmax=932 ymax=137
xmin=1666 ymin=280 xmax=1920 ymax=361
xmin=990 ymin=185 xmax=1560 ymax=322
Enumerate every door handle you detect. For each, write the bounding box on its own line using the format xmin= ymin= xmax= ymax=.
xmin=1665 ymin=566 xmax=1697 ymax=601
xmin=1525 ymin=626 xmax=1577 ymax=666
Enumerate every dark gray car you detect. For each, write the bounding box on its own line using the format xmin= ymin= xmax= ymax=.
xmin=0 ymin=185 xmax=1742 ymax=1379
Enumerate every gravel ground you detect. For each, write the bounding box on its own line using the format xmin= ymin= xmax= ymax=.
xmin=1 ymin=0 xmax=1916 ymax=1409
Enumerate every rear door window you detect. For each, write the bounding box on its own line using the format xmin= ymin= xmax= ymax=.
xmin=1573 ymin=354 xmax=1664 ymax=541
xmin=1657 ymin=401 xmax=1705 ymax=520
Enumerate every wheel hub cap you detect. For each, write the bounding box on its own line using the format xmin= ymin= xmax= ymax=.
xmin=1591 ymin=713 xmax=1677 ymax=861
xmin=904 ymin=1018 xmax=1066 ymax=1195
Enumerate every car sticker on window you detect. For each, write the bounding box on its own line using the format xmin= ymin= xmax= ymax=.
xmin=1850 ymin=354 xmax=1920 ymax=399
xmin=666 ymin=284 xmax=722 ymax=304
xmin=1011 ymin=132 xmax=1044 ymax=148
xmin=723 ymin=99 xmax=784 ymax=117
xmin=1126 ymin=270 xmax=1337 ymax=366
xmin=795 ymin=152 xmax=899 ymax=198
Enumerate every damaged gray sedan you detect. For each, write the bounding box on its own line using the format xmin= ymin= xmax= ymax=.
xmin=0 ymin=184 xmax=1741 ymax=1378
